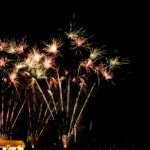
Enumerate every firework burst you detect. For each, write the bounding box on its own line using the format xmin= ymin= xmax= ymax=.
xmin=0 ymin=22 xmax=128 ymax=149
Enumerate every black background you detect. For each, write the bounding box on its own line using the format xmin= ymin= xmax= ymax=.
xmin=0 ymin=0 xmax=148 ymax=149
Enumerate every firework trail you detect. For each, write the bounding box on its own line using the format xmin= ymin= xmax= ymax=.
xmin=0 ymin=21 xmax=128 ymax=148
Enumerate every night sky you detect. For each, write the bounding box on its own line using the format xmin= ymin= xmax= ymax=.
xmin=0 ymin=1 xmax=148 ymax=149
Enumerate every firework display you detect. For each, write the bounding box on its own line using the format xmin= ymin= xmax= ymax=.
xmin=0 ymin=24 xmax=128 ymax=149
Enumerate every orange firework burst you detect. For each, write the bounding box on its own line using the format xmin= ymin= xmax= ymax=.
xmin=8 ymin=69 xmax=20 ymax=88
xmin=43 ymin=39 xmax=63 ymax=56
xmin=0 ymin=40 xmax=7 ymax=52
xmin=99 ymin=66 xmax=113 ymax=80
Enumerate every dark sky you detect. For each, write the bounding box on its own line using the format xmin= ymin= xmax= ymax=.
xmin=0 ymin=0 xmax=148 ymax=148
